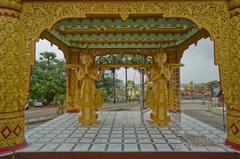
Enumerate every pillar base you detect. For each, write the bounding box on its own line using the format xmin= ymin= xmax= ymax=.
xmin=150 ymin=113 xmax=171 ymax=126
xmin=66 ymin=109 xmax=79 ymax=113
xmin=78 ymin=113 xmax=98 ymax=125
xmin=225 ymin=139 xmax=240 ymax=151
xmin=0 ymin=141 xmax=28 ymax=155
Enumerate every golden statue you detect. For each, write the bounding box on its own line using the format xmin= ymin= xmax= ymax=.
xmin=66 ymin=54 xmax=103 ymax=125
xmin=127 ymin=80 xmax=136 ymax=101
xmin=146 ymin=53 xmax=182 ymax=125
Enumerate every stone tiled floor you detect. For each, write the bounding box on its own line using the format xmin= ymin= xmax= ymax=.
xmin=21 ymin=111 xmax=234 ymax=152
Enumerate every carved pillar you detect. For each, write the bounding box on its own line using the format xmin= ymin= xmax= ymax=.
xmin=167 ymin=52 xmax=181 ymax=112
xmin=0 ymin=0 xmax=28 ymax=154
xmin=66 ymin=52 xmax=80 ymax=113
xmin=224 ymin=2 xmax=240 ymax=151
xmin=169 ymin=68 xmax=181 ymax=112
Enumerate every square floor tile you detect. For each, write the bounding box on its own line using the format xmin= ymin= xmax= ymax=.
xmin=64 ymin=138 xmax=80 ymax=143
xmin=107 ymin=144 xmax=122 ymax=151
xmin=97 ymin=134 xmax=109 ymax=138
xmin=124 ymin=134 xmax=136 ymax=138
xmin=167 ymin=139 xmax=183 ymax=144
xmin=83 ymin=134 xmax=96 ymax=138
xmin=124 ymin=144 xmax=139 ymax=151
xmin=139 ymin=138 xmax=152 ymax=144
xmin=90 ymin=144 xmax=107 ymax=151
xmin=39 ymin=143 xmax=60 ymax=151
xmin=37 ymin=138 xmax=52 ymax=143
xmin=152 ymin=139 xmax=167 ymax=144
xmin=56 ymin=133 xmax=70 ymax=138
xmin=163 ymin=134 xmax=177 ymax=138
xmin=51 ymin=137 xmax=66 ymax=143
xmin=111 ymin=134 xmax=123 ymax=138
xmin=80 ymin=138 xmax=94 ymax=143
xmin=70 ymin=133 xmax=83 ymax=138
xmin=94 ymin=138 xmax=109 ymax=143
xmin=73 ymin=144 xmax=91 ymax=151
xmin=109 ymin=138 xmax=122 ymax=143
xmin=155 ymin=144 xmax=172 ymax=151
xmin=124 ymin=138 xmax=137 ymax=144
xmin=138 ymin=134 xmax=150 ymax=138
xmin=56 ymin=143 xmax=75 ymax=151
xmin=140 ymin=144 xmax=155 ymax=151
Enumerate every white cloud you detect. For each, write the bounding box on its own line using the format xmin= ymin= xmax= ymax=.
xmin=180 ymin=38 xmax=219 ymax=84
xmin=36 ymin=39 xmax=65 ymax=60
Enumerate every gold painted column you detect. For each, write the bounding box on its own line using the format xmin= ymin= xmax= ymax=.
xmin=66 ymin=52 xmax=80 ymax=113
xmin=0 ymin=0 xmax=28 ymax=154
xmin=167 ymin=52 xmax=181 ymax=112
xmin=224 ymin=1 xmax=240 ymax=151
xmin=169 ymin=68 xmax=181 ymax=112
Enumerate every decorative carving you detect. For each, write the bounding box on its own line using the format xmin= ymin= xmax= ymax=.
xmin=21 ymin=0 xmax=229 ymax=65
xmin=0 ymin=113 xmax=25 ymax=147
xmin=169 ymin=68 xmax=181 ymax=112
xmin=66 ymin=52 xmax=80 ymax=113
xmin=0 ymin=1 xmax=28 ymax=151
xmin=224 ymin=5 xmax=240 ymax=150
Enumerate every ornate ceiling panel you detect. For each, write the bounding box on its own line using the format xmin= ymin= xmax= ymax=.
xmin=48 ymin=16 xmax=200 ymax=49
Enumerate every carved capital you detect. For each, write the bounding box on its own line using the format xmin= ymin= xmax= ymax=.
xmin=0 ymin=0 xmax=22 ymax=11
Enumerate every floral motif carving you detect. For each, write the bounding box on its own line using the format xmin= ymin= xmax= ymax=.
xmin=21 ymin=0 xmax=229 ymax=64
xmin=225 ymin=5 xmax=240 ymax=149
xmin=0 ymin=0 xmax=27 ymax=150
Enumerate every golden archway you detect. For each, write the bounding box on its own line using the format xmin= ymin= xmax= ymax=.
xmin=1 ymin=0 xmax=240 ymax=153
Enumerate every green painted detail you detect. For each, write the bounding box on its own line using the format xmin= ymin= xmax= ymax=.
xmin=49 ymin=17 xmax=199 ymax=49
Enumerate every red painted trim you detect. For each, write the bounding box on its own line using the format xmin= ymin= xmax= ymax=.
xmin=66 ymin=109 xmax=79 ymax=113
xmin=0 ymin=12 xmax=19 ymax=19
xmin=225 ymin=139 xmax=240 ymax=151
xmin=0 ymin=141 xmax=28 ymax=155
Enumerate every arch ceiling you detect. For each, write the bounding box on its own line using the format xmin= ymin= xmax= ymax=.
xmin=45 ymin=16 xmax=202 ymax=50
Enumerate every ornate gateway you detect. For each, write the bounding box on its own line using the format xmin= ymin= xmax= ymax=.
xmin=0 ymin=0 xmax=240 ymax=152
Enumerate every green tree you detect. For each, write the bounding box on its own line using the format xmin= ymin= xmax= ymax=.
xmin=96 ymin=72 xmax=124 ymax=101
xmin=29 ymin=52 xmax=66 ymax=104
xmin=204 ymin=80 xmax=220 ymax=90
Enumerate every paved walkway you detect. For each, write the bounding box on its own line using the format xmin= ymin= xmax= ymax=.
xmin=182 ymin=102 xmax=226 ymax=131
xmin=21 ymin=111 xmax=234 ymax=152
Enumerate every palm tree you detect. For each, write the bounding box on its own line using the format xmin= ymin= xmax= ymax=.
xmin=39 ymin=52 xmax=57 ymax=81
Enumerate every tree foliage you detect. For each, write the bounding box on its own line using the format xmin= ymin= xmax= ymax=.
xmin=95 ymin=54 xmax=151 ymax=102
xmin=29 ymin=52 xmax=66 ymax=104
xmin=96 ymin=72 xmax=124 ymax=101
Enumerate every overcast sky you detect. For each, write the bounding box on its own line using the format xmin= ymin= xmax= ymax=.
xmin=36 ymin=38 xmax=219 ymax=84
